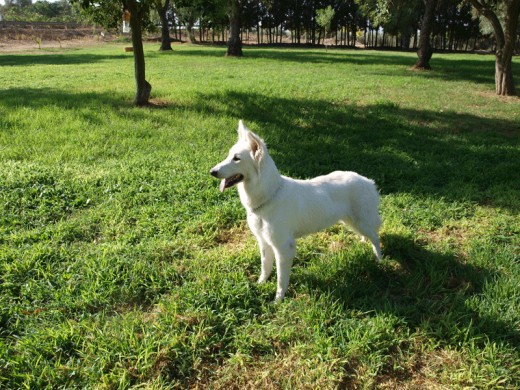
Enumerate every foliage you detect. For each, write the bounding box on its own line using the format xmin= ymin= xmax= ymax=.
xmin=0 ymin=0 xmax=84 ymax=23
xmin=315 ymin=4 xmax=335 ymax=35
xmin=76 ymin=0 xmax=125 ymax=30
xmin=74 ymin=0 xmax=155 ymax=33
xmin=356 ymin=0 xmax=394 ymax=27
xmin=437 ymin=0 xmax=481 ymax=44
xmin=0 ymin=0 xmax=511 ymax=50
xmin=0 ymin=44 xmax=519 ymax=388
xmin=472 ymin=0 xmax=509 ymax=36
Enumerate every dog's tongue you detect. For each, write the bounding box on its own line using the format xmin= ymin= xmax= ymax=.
xmin=219 ymin=179 xmax=227 ymax=192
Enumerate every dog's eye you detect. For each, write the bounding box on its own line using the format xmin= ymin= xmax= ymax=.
xmin=233 ymin=155 xmax=241 ymax=162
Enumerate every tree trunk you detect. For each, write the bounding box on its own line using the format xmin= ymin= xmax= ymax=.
xmin=496 ymin=0 xmax=519 ymax=96
xmin=127 ymin=2 xmax=151 ymax=106
xmin=495 ymin=51 xmax=516 ymax=95
xmin=414 ymin=0 xmax=437 ymax=69
xmin=187 ymin=20 xmax=196 ymax=43
xmin=226 ymin=0 xmax=242 ymax=57
xmin=157 ymin=0 xmax=172 ymax=51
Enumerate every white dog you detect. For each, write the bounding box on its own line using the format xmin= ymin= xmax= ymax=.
xmin=210 ymin=120 xmax=382 ymax=301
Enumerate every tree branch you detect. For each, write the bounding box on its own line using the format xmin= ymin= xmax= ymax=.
xmin=467 ymin=0 xmax=505 ymax=48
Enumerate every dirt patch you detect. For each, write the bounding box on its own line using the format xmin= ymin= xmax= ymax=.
xmin=0 ymin=21 xmax=114 ymax=52
xmin=374 ymin=347 xmax=468 ymax=389
xmin=194 ymin=350 xmax=339 ymax=390
xmin=477 ymin=90 xmax=520 ymax=102
xmin=215 ymin=224 xmax=251 ymax=251
xmin=0 ymin=37 xmax=111 ymax=53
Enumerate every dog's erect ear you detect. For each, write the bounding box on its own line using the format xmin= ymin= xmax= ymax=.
xmin=237 ymin=120 xmax=249 ymax=141
xmin=246 ymin=131 xmax=265 ymax=162
xmin=237 ymin=120 xmax=265 ymax=161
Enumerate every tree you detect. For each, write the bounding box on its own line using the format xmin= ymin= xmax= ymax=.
xmin=226 ymin=0 xmax=242 ymax=56
xmin=467 ymin=0 xmax=520 ymax=95
xmin=199 ymin=0 xmax=229 ymax=43
xmin=77 ymin=0 xmax=153 ymax=105
xmin=414 ymin=0 xmax=438 ymax=69
xmin=155 ymin=0 xmax=172 ymax=50
xmin=176 ymin=3 xmax=200 ymax=43
xmin=1 ymin=0 xmax=81 ymax=22
xmin=4 ymin=0 xmax=33 ymax=8
xmin=316 ymin=5 xmax=335 ymax=49
xmin=434 ymin=0 xmax=481 ymax=51
xmin=383 ymin=0 xmax=421 ymax=48
xmin=125 ymin=0 xmax=153 ymax=105
xmin=356 ymin=0 xmax=396 ymax=47
xmin=334 ymin=0 xmax=363 ymax=47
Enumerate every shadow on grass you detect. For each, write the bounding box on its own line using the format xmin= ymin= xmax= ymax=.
xmin=187 ymin=90 xmax=519 ymax=212
xmin=1 ymin=45 xmax=517 ymax=88
xmin=0 ymin=87 xmax=129 ymax=107
xmin=0 ymin=52 xmax=128 ymax=67
xmin=177 ymin=46 xmax=518 ymax=87
xmin=0 ymin=87 xmax=135 ymax=132
xmin=1 ymin=87 xmax=518 ymax=212
xmin=178 ymin=46 xmax=414 ymax=66
xmin=298 ymin=233 xmax=520 ymax=350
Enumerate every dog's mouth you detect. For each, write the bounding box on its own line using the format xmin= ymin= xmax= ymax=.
xmin=220 ymin=174 xmax=244 ymax=192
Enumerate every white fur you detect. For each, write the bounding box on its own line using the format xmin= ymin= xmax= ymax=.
xmin=210 ymin=120 xmax=382 ymax=301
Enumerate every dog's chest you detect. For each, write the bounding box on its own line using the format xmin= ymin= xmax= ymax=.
xmin=247 ymin=212 xmax=267 ymax=236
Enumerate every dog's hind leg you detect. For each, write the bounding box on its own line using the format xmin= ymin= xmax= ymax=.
xmin=258 ymin=239 xmax=275 ymax=284
xmin=341 ymin=219 xmax=382 ymax=261
xmin=366 ymin=232 xmax=382 ymax=261
xmin=357 ymin=229 xmax=382 ymax=261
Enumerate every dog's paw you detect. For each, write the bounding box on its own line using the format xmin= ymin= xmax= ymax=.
xmin=274 ymin=291 xmax=285 ymax=301
xmin=257 ymin=274 xmax=269 ymax=284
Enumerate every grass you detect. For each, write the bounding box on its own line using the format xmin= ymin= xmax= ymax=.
xmin=0 ymin=43 xmax=519 ymax=388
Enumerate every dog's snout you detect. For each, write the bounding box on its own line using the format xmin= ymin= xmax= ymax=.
xmin=210 ymin=168 xmax=219 ymax=178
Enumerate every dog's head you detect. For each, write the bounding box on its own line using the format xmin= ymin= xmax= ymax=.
xmin=210 ymin=120 xmax=267 ymax=192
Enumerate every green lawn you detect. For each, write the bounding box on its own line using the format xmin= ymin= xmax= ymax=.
xmin=0 ymin=43 xmax=519 ymax=388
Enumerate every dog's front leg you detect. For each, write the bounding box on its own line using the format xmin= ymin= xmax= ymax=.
xmin=257 ymin=239 xmax=275 ymax=284
xmin=273 ymin=238 xmax=296 ymax=301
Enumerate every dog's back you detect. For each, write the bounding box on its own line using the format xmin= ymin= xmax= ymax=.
xmin=264 ymin=171 xmax=380 ymax=244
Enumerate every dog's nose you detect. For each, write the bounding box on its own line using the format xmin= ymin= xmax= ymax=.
xmin=210 ymin=168 xmax=219 ymax=178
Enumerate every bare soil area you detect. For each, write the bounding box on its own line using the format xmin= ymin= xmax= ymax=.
xmin=0 ymin=23 xmax=114 ymax=52
xmin=0 ymin=37 xmax=113 ymax=52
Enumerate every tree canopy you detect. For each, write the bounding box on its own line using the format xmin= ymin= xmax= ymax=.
xmin=2 ymin=0 xmax=516 ymax=53
xmin=3 ymin=0 xmax=517 ymax=97
xmin=0 ymin=0 xmax=83 ymax=22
